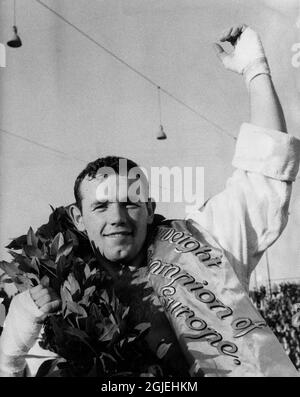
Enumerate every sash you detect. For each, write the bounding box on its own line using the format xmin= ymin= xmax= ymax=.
xmin=146 ymin=219 xmax=299 ymax=377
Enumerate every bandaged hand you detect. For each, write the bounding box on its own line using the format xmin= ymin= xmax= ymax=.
xmin=0 ymin=286 xmax=61 ymax=377
xmin=29 ymin=284 xmax=61 ymax=318
xmin=213 ymin=24 xmax=271 ymax=88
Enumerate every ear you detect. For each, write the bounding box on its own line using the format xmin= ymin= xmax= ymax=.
xmin=69 ymin=204 xmax=86 ymax=232
xmin=146 ymin=198 xmax=156 ymax=224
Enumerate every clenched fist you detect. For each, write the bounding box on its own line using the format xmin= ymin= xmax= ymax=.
xmin=213 ymin=24 xmax=270 ymax=88
xmin=0 ymin=286 xmax=61 ymax=376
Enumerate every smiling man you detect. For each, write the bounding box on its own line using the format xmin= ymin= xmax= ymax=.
xmin=71 ymin=163 xmax=154 ymax=265
xmin=1 ymin=25 xmax=300 ymax=377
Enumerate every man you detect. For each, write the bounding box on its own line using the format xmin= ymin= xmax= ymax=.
xmin=1 ymin=25 xmax=300 ymax=377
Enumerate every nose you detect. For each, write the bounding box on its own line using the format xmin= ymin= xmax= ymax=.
xmin=108 ymin=203 xmax=127 ymax=226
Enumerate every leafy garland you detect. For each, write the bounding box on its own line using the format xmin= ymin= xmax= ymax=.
xmin=0 ymin=206 xmax=173 ymax=377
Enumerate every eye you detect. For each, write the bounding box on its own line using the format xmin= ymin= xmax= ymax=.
xmin=93 ymin=202 xmax=108 ymax=212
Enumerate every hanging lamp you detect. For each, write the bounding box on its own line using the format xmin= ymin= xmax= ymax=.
xmin=156 ymin=86 xmax=167 ymax=140
xmin=7 ymin=0 xmax=22 ymax=48
xmin=157 ymin=124 xmax=167 ymax=140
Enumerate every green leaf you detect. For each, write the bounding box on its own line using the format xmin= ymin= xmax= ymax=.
xmin=80 ymin=286 xmax=96 ymax=306
xmin=8 ymin=253 xmax=38 ymax=274
xmin=65 ymin=230 xmax=78 ymax=246
xmin=35 ymin=358 xmax=63 ymax=377
xmin=10 ymin=253 xmax=40 ymax=275
xmin=66 ymin=273 xmax=81 ymax=296
xmin=27 ymin=227 xmax=39 ymax=248
xmin=84 ymin=264 xmax=90 ymax=280
xmin=56 ymin=256 xmax=67 ymax=282
xmin=121 ymin=306 xmax=130 ymax=320
xmin=127 ymin=335 xmax=138 ymax=343
xmin=40 ymin=258 xmax=56 ymax=269
xmin=66 ymin=301 xmax=87 ymax=317
xmin=156 ymin=342 xmax=172 ymax=359
xmin=89 ymin=303 xmax=104 ymax=321
xmin=30 ymin=257 xmax=40 ymax=275
xmin=98 ymin=322 xmax=119 ymax=342
xmin=38 ymin=260 xmax=57 ymax=280
xmin=0 ymin=261 xmax=22 ymax=278
xmin=5 ymin=235 xmax=27 ymax=250
xmin=100 ymin=290 xmax=110 ymax=303
xmin=50 ymin=233 xmax=64 ymax=256
xmin=55 ymin=242 xmax=73 ymax=263
xmin=13 ymin=274 xmax=35 ymax=292
xmin=60 ymin=284 xmax=73 ymax=312
xmin=0 ymin=303 xmax=6 ymax=327
xmin=7 ymin=250 xmax=20 ymax=259
xmin=23 ymin=245 xmax=42 ymax=259
xmin=41 ymin=243 xmax=49 ymax=258
xmin=85 ymin=267 xmax=97 ymax=282
xmin=134 ymin=322 xmax=151 ymax=334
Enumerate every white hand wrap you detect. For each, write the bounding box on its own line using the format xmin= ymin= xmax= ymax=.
xmin=243 ymin=56 xmax=271 ymax=89
xmin=222 ymin=27 xmax=271 ymax=89
xmin=0 ymin=290 xmax=44 ymax=377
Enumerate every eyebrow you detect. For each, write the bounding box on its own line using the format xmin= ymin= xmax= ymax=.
xmin=90 ymin=200 xmax=108 ymax=208
xmin=90 ymin=197 xmax=143 ymax=208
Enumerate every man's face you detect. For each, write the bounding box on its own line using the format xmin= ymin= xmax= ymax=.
xmin=77 ymin=173 xmax=154 ymax=263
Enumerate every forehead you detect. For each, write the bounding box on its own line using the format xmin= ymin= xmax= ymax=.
xmin=80 ymin=172 xmax=149 ymax=203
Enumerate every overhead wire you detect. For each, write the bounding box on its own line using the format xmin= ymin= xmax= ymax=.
xmin=1 ymin=0 xmax=238 ymax=166
xmin=13 ymin=0 xmax=16 ymax=26
xmin=157 ymin=87 xmax=162 ymax=126
xmin=0 ymin=127 xmax=87 ymax=163
xmin=34 ymin=0 xmax=236 ymax=141
xmin=0 ymin=127 xmax=174 ymax=194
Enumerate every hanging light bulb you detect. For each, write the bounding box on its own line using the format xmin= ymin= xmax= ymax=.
xmin=157 ymin=124 xmax=167 ymax=140
xmin=7 ymin=0 xmax=22 ymax=48
xmin=7 ymin=25 xmax=22 ymax=48
xmin=156 ymin=86 xmax=167 ymax=140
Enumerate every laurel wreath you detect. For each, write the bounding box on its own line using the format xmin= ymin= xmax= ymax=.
xmin=0 ymin=206 xmax=173 ymax=377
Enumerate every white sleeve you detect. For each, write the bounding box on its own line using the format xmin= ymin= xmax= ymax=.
xmin=0 ymin=290 xmax=44 ymax=377
xmin=187 ymin=123 xmax=300 ymax=287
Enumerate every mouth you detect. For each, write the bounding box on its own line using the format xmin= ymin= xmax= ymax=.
xmin=103 ymin=231 xmax=133 ymax=238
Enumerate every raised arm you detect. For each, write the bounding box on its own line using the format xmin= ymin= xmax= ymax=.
xmin=250 ymin=72 xmax=287 ymax=132
xmin=188 ymin=25 xmax=300 ymax=289
xmin=214 ymin=24 xmax=286 ymax=132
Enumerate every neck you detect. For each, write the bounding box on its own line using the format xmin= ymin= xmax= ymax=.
xmin=93 ymin=247 xmax=147 ymax=281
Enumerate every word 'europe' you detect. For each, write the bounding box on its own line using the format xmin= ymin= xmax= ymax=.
xmin=149 ymin=258 xmax=268 ymax=366
xmin=149 ymin=260 xmax=241 ymax=365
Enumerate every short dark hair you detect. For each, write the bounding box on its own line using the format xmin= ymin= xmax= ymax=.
xmin=74 ymin=156 xmax=140 ymax=211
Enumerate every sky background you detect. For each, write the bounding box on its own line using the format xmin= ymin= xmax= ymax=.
xmin=0 ymin=0 xmax=300 ymax=288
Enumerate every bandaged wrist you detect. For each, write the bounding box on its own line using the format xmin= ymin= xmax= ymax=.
xmin=243 ymin=56 xmax=271 ymax=89
xmin=0 ymin=290 xmax=44 ymax=376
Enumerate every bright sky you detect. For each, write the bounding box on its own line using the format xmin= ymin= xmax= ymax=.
xmin=0 ymin=0 xmax=300 ymax=288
